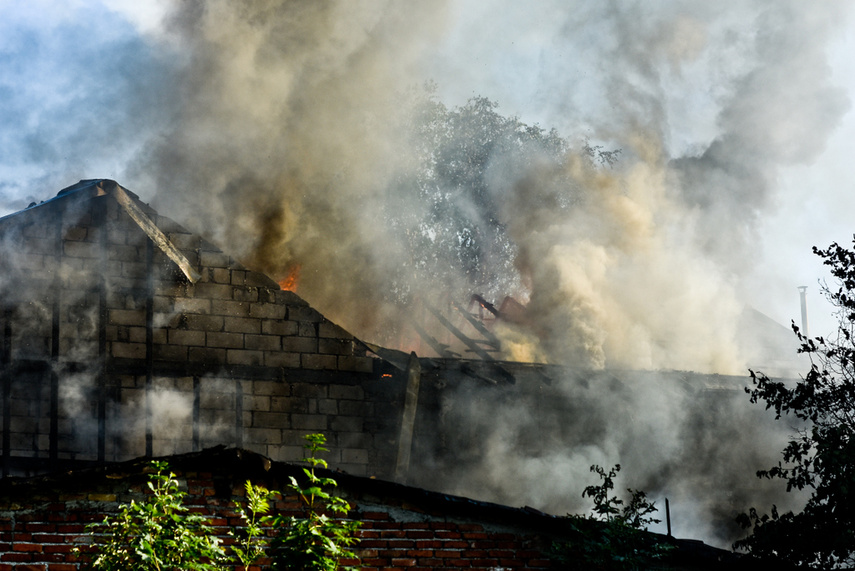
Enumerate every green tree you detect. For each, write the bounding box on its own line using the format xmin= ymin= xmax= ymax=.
xmin=81 ymin=461 xmax=225 ymax=571
xmin=384 ymin=85 xmax=615 ymax=309
xmin=735 ymin=239 xmax=855 ymax=568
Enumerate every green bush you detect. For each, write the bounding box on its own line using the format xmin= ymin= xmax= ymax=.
xmin=79 ymin=434 xmax=361 ymax=571
xmin=551 ymin=464 xmax=673 ymax=571
xmin=81 ymin=461 xmax=225 ymax=571
xmin=266 ymin=433 xmax=362 ymax=571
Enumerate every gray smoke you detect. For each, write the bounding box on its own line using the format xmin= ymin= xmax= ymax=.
xmin=0 ymin=0 xmax=851 ymax=549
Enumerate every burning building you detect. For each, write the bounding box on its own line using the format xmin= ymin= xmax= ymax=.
xmin=0 ymin=179 xmax=800 ymax=546
xmin=0 ymin=179 xmax=404 ymax=476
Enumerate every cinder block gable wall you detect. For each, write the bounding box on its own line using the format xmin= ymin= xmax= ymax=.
xmin=0 ymin=181 xmax=405 ymax=478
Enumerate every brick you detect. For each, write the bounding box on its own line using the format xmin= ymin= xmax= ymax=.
xmin=210 ymin=267 xmax=230 ymax=283
xmin=153 ymin=344 xmax=188 ymax=361
xmin=317 ymin=399 xmax=338 ymax=415
xmin=206 ymin=332 xmax=243 ymax=349
xmin=250 ymin=381 xmax=290 ymax=397
xmin=188 ymin=347 xmax=226 ymax=363
xmin=168 ymin=330 xmax=206 ymax=346
xmin=218 ymin=316 xmax=260 ymax=335
xmin=301 ymin=354 xmax=337 ymax=370
xmin=111 ymin=342 xmax=146 ymax=359
xmin=331 ymin=416 xmax=362 ymax=432
xmin=291 ymin=414 xmax=327 ymax=431
xmin=232 ymin=287 xmax=258 ymax=302
xmin=249 ymin=303 xmax=286 ymax=320
xmin=338 ymin=356 xmax=375 ymax=373
xmin=199 ymin=251 xmax=230 ymax=267
xmin=319 ymin=321 xmax=353 ymax=339
xmin=339 ymin=400 xmax=371 ymax=416
xmin=210 ymin=300 xmax=249 ymax=316
xmin=244 ymin=271 xmax=279 ymax=288
xmin=167 ymin=232 xmax=199 ymax=250
xmin=226 ymin=349 xmax=263 ymax=366
xmin=184 ymin=314 xmax=224 ymax=331
xmin=264 ymin=352 xmax=300 ymax=368
xmin=108 ymin=309 xmax=145 ymax=326
xmin=341 ymin=448 xmax=368 ymax=464
xmin=270 ymin=397 xmax=310 ymax=413
xmin=245 ymin=428 xmax=282 ymax=445
xmin=174 ymin=297 xmax=211 ymax=314
xmin=193 ymin=282 xmax=234 ymax=300
xmin=261 ymin=319 xmax=298 ymax=336
xmin=252 ymin=412 xmax=289 ymax=428
xmin=328 ymin=385 xmax=364 ymax=400
xmin=288 ymin=306 xmax=322 ymax=322
xmin=298 ymin=322 xmax=317 ymax=337
xmin=244 ymin=334 xmax=280 ymax=351
xmin=319 ymin=338 xmax=353 ymax=355
xmin=282 ymin=337 xmax=317 ymax=353
xmin=63 ymin=240 xmax=98 ymax=258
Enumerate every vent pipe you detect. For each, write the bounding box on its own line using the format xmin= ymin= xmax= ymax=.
xmin=798 ymin=286 xmax=809 ymax=337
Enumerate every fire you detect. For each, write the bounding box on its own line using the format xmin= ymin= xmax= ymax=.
xmin=278 ymin=264 xmax=301 ymax=292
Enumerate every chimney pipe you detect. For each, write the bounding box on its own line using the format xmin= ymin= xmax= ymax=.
xmin=798 ymin=286 xmax=809 ymax=337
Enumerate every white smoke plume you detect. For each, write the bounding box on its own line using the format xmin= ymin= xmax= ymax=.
xmin=0 ymin=1 xmax=850 ymax=372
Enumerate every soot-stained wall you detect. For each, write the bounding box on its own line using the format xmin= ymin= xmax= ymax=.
xmin=0 ymin=180 xmax=406 ymax=477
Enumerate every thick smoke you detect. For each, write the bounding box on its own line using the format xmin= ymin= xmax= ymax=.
xmin=1 ymin=1 xmax=850 ymax=373
xmin=0 ymin=0 xmax=852 ymax=548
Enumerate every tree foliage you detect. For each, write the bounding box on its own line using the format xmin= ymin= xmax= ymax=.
xmin=384 ymin=84 xmax=618 ymax=309
xmin=735 ymin=239 xmax=855 ymax=568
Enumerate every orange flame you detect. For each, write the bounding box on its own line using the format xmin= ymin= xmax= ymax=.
xmin=278 ymin=264 xmax=301 ymax=292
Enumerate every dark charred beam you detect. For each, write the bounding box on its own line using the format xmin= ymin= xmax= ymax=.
xmin=394 ymin=352 xmax=421 ymax=483
xmin=425 ymin=304 xmax=496 ymax=362
xmin=359 ymin=341 xmax=412 ymax=371
xmin=470 ymin=294 xmax=500 ymax=317
xmin=145 ymin=238 xmax=154 ymax=457
xmin=460 ymin=361 xmax=516 ymax=385
xmin=49 ymin=209 xmax=62 ymax=467
xmin=410 ymin=320 xmax=456 ymax=359
xmin=95 ymin=199 xmax=107 ymax=462
xmin=451 ymin=301 xmax=501 ymax=350
xmin=235 ymin=380 xmax=243 ymax=448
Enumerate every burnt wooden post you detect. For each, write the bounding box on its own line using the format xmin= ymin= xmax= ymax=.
xmin=49 ymin=209 xmax=62 ymax=467
xmin=394 ymin=352 xmax=421 ymax=483
xmin=145 ymin=239 xmax=154 ymax=457
xmin=95 ymin=199 xmax=107 ymax=462
xmin=235 ymin=379 xmax=243 ymax=448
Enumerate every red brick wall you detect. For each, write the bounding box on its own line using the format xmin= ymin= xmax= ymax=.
xmin=0 ymin=454 xmax=554 ymax=570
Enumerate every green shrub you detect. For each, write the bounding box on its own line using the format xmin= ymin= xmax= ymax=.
xmin=81 ymin=461 xmax=225 ymax=571
xmin=551 ymin=464 xmax=673 ymax=570
xmin=266 ymin=433 xmax=362 ymax=571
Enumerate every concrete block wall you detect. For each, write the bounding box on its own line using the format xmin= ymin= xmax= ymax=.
xmin=0 ymin=181 xmax=404 ymax=478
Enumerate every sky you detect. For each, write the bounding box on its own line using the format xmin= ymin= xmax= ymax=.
xmin=1 ymin=0 xmax=853 ymax=356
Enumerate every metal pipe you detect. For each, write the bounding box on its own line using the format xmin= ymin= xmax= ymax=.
xmin=798 ymin=286 xmax=809 ymax=337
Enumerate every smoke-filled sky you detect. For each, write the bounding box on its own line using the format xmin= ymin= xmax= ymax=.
xmin=1 ymin=0 xmax=853 ymax=371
